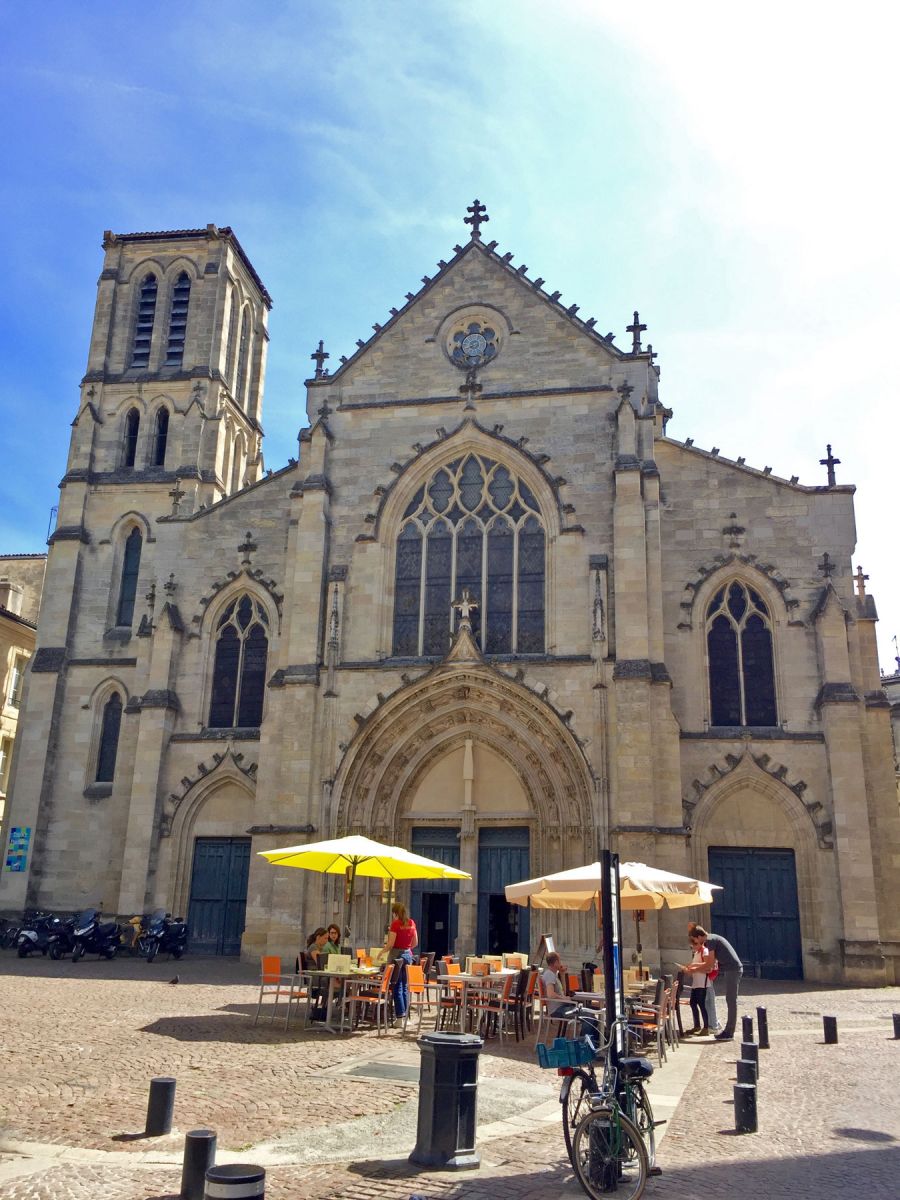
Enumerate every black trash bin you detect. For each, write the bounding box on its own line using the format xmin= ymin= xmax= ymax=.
xmin=409 ymin=1032 xmax=483 ymax=1170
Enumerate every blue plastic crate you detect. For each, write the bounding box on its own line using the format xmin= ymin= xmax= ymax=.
xmin=536 ymin=1036 xmax=597 ymax=1069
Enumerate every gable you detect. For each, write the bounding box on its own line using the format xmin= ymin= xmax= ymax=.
xmin=308 ymin=243 xmax=625 ymax=414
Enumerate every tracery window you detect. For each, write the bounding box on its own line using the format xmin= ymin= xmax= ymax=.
xmin=131 ymin=274 xmax=158 ymax=367
xmin=165 ymin=271 xmax=190 ymax=365
xmin=95 ymin=692 xmax=123 ymax=783
xmin=116 ymin=527 xmax=142 ymax=627
xmin=123 ymin=408 xmax=140 ymax=468
xmin=152 ymin=407 xmax=169 ymax=467
xmin=208 ymin=595 xmax=269 ymax=728
xmin=706 ymin=581 xmax=777 ymax=726
xmin=392 ymin=455 xmax=546 ymax=657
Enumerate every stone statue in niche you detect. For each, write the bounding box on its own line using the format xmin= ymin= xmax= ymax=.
xmin=592 ymin=568 xmax=604 ymax=641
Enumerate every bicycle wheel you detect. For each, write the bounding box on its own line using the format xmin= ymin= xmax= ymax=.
xmin=561 ymin=1068 xmax=596 ymax=1165
xmin=628 ymin=1082 xmax=656 ymax=1168
xmin=572 ymin=1107 xmax=647 ymax=1200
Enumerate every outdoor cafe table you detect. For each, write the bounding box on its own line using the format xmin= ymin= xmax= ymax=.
xmin=439 ymin=968 xmax=519 ymax=1032
xmin=303 ymin=967 xmax=382 ymax=1034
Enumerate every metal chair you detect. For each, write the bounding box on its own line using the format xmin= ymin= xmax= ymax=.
xmin=253 ymin=955 xmax=307 ymax=1030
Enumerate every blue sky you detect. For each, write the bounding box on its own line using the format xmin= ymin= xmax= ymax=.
xmin=1 ymin=2 xmax=897 ymax=670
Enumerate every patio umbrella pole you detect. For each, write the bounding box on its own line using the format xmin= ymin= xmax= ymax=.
xmin=634 ymin=911 xmax=643 ymax=979
xmin=345 ymin=859 xmax=358 ymax=950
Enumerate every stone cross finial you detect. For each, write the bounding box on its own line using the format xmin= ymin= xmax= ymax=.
xmin=820 ymin=443 xmax=841 ymax=486
xmin=163 ymin=572 xmax=177 ymax=597
xmin=168 ymin=477 xmax=186 ymax=515
xmin=452 ymin=588 xmax=479 ymax=623
xmin=238 ymin=531 xmax=257 ymax=567
xmin=464 ymin=199 xmax=489 ymax=240
xmin=626 ymin=311 xmax=647 ymax=354
xmin=617 ymin=379 xmax=634 ymax=402
xmin=854 ymin=565 xmax=869 ymax=599
xmin=817 ymin=552 xmax=835 ymax=578
xmin=145 ymin=581 xmax=157 ymax=611
xmin=311 ymin=340 xmax=329 ymax=380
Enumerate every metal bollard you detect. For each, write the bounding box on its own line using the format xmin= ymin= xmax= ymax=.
xmin=409 ymin=1032 xmax=483 ymax=1169
xmin=181 ymin=1129 xmax=216 ymax=1200
xmin=734 ymin=1082 xmax=758 ymax=1133
xmin=823 ymin=1015 xmax=838 ymax=1044
xmin=740 ymin=1041 xmax=759 ymax=1077
xmin=741 ymin=1014 xmax=754 ymax=1043
xmin=756 ymin=1005 xmax=770 ymax=1049
xmin=204 ymin=1165 xmax=265 ymax=1199
xmin=892 ymin=1014 xmax=900 ymax=1039
xmin=736 ymin=1057 xmax=757 ymax=1085
xmin=145 ymin=1076 xmax=176 ymax=1136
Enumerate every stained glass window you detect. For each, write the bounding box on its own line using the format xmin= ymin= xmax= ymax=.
xmin=392 ymin=454 xmax=545 ymax=656
xmin=707 ymin=582 xmax=776 ymax=726
xmin=208 ymin=596 xmax=269 ymax=728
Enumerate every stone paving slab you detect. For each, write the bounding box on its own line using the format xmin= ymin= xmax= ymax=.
xmin=1 ymin=956 xmax=899 ymax=1199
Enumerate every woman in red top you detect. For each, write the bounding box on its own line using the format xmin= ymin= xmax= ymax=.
xmin=383 ymin=902 xmax=418 ymax=1018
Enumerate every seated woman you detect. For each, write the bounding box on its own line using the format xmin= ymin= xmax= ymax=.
xmin=305 ymin=927 xmax=331 ymax=968
xmin=326 ymin=924 xmax=343 ymax=955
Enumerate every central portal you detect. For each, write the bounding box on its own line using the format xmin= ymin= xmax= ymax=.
xmin=477 ymin=826 xmax=530 ymax=955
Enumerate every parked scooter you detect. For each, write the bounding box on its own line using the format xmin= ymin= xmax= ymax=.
xmin=47 ymin=914 xmax=77 ymax=960
xmin=142 ymin=909 xmax=188 ymax=962
xmin=71 ymin=909 xmax=121 ymax=961
xmin=16 ymin=911 xmax=55 ymax=957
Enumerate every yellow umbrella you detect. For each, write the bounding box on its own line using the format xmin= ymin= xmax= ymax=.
xmin=259 ymin=834 xmax=470 ymax=944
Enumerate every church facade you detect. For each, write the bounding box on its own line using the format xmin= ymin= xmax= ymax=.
xmin=2 ymin=209 xmax=898 ymax=983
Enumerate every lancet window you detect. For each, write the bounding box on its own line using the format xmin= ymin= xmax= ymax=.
xmin=706 ymin=581 xmax=777 ymax=726
xmin=116 ymin=527 xmax=142 ymax=627
xmin=123 ymin=408 xmax=140 ymax=468
xmin=165 ymin=271 xmax=191 ymax=365
xmin=152 ymin=407 xmax=169 ymax=467
xmin=95 ymin=692 xmax=123 ymax=783
xmin=130 ymin=274 xmax=158 ymax=368
xmin=208 ymin=595 xmax=269 ymax=728
xmin=393 ymin=455 xmax=546 ymax=657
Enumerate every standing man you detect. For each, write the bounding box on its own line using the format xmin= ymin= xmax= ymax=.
xmin=688 ymin=925 xmax=743 ymax=1041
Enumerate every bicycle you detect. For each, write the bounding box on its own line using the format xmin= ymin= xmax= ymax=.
xmin=538 ymin=1010 xmax=661 ymax=1199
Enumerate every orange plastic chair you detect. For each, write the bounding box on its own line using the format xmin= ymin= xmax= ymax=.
xmin=402 ymin=963 xmax=427 ymax=1033
xmin=343 ymin=963 xmax=394 ymax=1035
xmin=253 ymin=955 xmax=307 ymax=1030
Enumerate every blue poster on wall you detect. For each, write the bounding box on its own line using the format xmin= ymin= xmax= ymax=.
xmin=5 ymin=826 xmax=31 ymax=872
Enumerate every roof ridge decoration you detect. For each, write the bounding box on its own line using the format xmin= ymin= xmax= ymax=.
xmin=662 ymin=436 xmax=856 ymax=493
xmin=312 ymin=202 xmax=648 ymax=385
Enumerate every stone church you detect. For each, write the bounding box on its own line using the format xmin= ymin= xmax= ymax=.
xmin=2 ymin=204 xmax=898 ymax=983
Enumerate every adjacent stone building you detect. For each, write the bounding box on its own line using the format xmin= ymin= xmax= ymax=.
xmin=0 ymin=555 xmax=45 ymax=828
xmin=2 ymin=210 xmax=898 ymax=982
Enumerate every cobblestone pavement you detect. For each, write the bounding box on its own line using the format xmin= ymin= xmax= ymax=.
xmin=0 ymin=954 xmax=898 ymax=1198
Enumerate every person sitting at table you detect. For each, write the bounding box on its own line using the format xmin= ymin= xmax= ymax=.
xmin=326 ymin=924 xmax=343 ymax=953
xmin=305 ymin=927 xmax=331 ymax=967
xmin=541 ymin=952 xmax=598 ymax=1040
xmin=383 ymin=902 xmax=418 ymax=1019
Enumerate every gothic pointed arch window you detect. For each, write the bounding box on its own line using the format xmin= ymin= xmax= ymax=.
xmin=706 ymin=581 xmax=777 ymax=726
xmin=116 ymin=527 xmax=142 ymax=627
xmin=208 ymin=595 xmax=269 ymax=728
xmin=152 ymin=407 xmax=169 ymax=467
xmin=95 ymin=692 xmax=123 ymax=782
xmin=392 ymin=455 xmax=546 ymax=657
xmin=165 ymin=271 xmax=191 ymax=365
xmin=131 ymin=273 xmax=158 ymax=367
xmin=123 ymin=408 xmax=140 ymax=468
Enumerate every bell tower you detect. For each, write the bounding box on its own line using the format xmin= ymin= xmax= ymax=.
xmin=67 ymin=224 xmax=271 ymax=515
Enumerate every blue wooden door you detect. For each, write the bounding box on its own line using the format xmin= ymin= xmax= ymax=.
xmin=477 ymin=827 xmax=530 ymax=955
xmin=188 ymin=837 xmax=251 ymax=955
xmin=409 ymin=827 xmax=460 ymax=957
xmin=707 ymin=847 xmax=802 ymax=979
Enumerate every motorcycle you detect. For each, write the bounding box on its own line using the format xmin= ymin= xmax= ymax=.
xmin=71 ymin=909 xmax=121 ymax=961
xmin=16 ymin=911 xmax=55 ymax=957
xmin=47 ymin=914 xmax=77 ymax=960
xmin=142 ymin=909 xmax=188 ymax=962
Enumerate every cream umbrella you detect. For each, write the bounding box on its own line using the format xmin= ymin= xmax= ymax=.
xmin=505 ymin=860 xmax=721 ymax=975
xmin=259 ymin=834 xmax=471 ymax=946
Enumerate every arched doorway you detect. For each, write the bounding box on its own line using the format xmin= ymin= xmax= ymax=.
xmin=331 ymin=662 xmax=596 ymax=957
